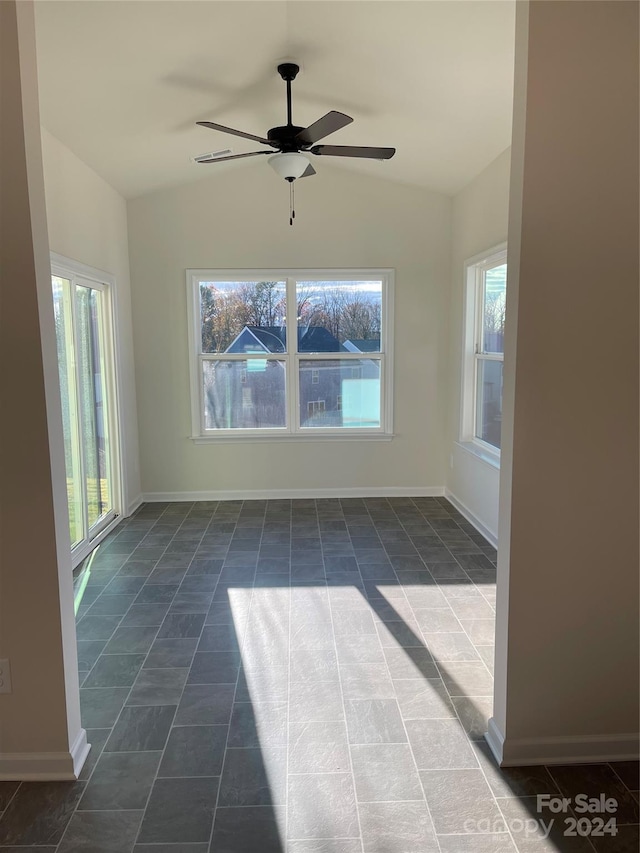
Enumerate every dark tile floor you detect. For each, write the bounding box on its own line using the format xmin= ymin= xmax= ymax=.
xmin=0 ymin=497 xmax=637 ymax=852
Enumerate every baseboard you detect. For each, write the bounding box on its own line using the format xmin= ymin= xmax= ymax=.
xmin=126 ymin=493 xmax=144 ymax=516
xmin=141 ymin=486 xmax=446 ymax=502
xmin=485 ymin=717 xmax=639 ymax=766
xmin=485 ymin=716 xmax=506 ymax=764
xmin=445 ymin=489 xmax=498 ymax=548
xmin=0 ymin=728 xmax=89 ymax=781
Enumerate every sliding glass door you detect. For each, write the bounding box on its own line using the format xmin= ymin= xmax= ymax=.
xmin=52 ymin=270 xmax=118 ymax=564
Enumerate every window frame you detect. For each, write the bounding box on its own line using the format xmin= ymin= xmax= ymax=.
xmin=460 ymin=244 xmax=507 ymax=463
xmin=186 ymin=269 xmax=394 ymax=441
xmin=50 ymin=252 xmax=124 ymax=567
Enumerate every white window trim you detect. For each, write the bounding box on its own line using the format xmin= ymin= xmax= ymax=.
xmin=50 ymin=252 xmax=124 ymax=566
xmin=460 ymin=244 xmax=507 ymax=465
xmin=186 ymin=268 xmax=394 ymax=441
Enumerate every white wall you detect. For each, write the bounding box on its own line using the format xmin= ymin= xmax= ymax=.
xmin=0 ymin=0 xmax=86 ymax=779
xmin=445 ymin=148 xmax=511 ymax=542
xmin=41 ymin=128 xmax=141 ymax=512
xmin=127 ymin=164 xmax=451 ymax=497
xmin=491 ymin=0 xmax=639 ymax=765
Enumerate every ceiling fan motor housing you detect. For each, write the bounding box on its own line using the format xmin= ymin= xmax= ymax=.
xmin=267 ymin=125 xmax=306 ymax=151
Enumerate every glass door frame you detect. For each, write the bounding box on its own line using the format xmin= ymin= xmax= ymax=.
xmin=51 ymin=253 xmax=123 ymax=568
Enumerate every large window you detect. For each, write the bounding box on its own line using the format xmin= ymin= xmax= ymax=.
xmin=186 ymin=270 xmax=393 ymax=439
xmin=461 ymin=246 xmax=507 ymax=455
xmin=51 ymin=257 xmax=120 ymax=566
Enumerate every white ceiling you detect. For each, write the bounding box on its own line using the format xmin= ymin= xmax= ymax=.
xmin=34 ymin=0 xmax=515 ymax=199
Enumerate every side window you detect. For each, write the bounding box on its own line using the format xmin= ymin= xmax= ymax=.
xmin=462 ymin=247 xmax=507 ymax=455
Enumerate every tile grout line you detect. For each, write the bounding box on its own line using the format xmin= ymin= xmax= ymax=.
xmin=94 ymin=501 xmax=206 ymax=851
xmin=325 ymin=500 xmax=366 ymax=853
xmin=205 ymin=498 xmax=260 ymax=852
xmin=58 ymin=502 xmax=182 ymax=851
xmin=128 ymin=500 xmax=221 ymax=851
xmin=373 ymin=497 xmax=447 ymax=853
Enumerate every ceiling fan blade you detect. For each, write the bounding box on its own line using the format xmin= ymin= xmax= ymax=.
xmin=196 ymin=151 xmax=270 ymax=163
xmin=299 ymin=163 xmax=316 ymax=179
xmin=196 ymin=121 xmax=272 ymax=146
xmin=295 ymin=111 xmax=354 ymax=145
xmin=310 ymin=145 xmax=396 ymax=160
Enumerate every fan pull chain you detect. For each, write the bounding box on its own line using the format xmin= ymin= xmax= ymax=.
xmin=289 ymin=180 xmax=296 ymax=226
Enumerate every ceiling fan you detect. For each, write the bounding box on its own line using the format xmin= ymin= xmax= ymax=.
xmin=194 ymin=62 xmax=396 ymax=223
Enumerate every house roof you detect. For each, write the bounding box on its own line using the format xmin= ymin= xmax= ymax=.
xmin=343 ymin=339 xmax=381 ymax=353
xmin=227 ymin=325 xmax=342 ymax=354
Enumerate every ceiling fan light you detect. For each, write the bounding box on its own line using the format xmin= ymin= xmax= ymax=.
xmin=268 ymin=152 xmax=310 ymax=181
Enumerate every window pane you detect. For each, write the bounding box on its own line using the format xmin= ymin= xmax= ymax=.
xmin=296 ymin=280 xmax=382 ymax=353
xmin=482 ymin=264 xmax=507 ymax=354
xmin=475 ymin=358 xmax=503 ymax=449
xmin=200 ymin=281 xmax=287 ymax=353
xmin=76 ymin=285 xmax=112 ymax=529
xmin=299 ymin=359 xmax=381 ymax=428
xmin=203 ymin=359 xmax=286 ymax=429
xmin=52 ymin=277 xmax=84 ymax=547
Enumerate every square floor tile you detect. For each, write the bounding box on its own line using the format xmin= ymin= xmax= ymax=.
xmin=80 ymin=688 xmax=129 ymax=729
xmin=137 ymin=777 xmax=219 ymax=844
xmin=126 ymin=668 xmax=188 ymax=705
xmin=228 ymin=701 xmax=287 ymax=748
xmin=289 ymin=682 xmax=345 ymax=722
xmin=78 ymin=751 xmax=160 ymax=810
xmin=339 ymin=664 xmax=395 ymax=700
xmin=57 ymin=809 xmax=142 ymax=852
xmin=344 ymin=699 xmax=407 ymax=744
xmin=83 ymin=654 xmax=145 ymax=688
xmin=498 ymin=796 xmax=595 ymax=852
xmin=218 ymin=747 xmax=286 ymax=807
xmin=287 ymin=774 xmax=359 ymax=840
xmin=547 ymin=764 xmax=639 ymax=825
xmin=236 ymin=666 xmax=289 ymax=703
xmin=289 ymin=721 xmax=350 ymax=774
xmin=102 ymin=626 xmax=158 ymax=655
xmin=188 ymin=652 xmax=240 ymax=685
xmin=351 ymin=743 xmax=422 ymax=801
xmin=144 ymin=637 xmax=198 ymax=668
xmin=0 ymin=782 xmax=85 ymax=845
xmin=158 ymin=725 xmax=227 ymax=777
xmin=382 ymin=647 xmax=439 ymax=680
xmin=420 ymin=768 xmax=504 ymax=834
xmin=406 ymin=718 xmax=478 ymax=769
xmin=210 ymin=805 xmax=285 ymax=853
xmin=105 ymin=705 xmax=176 ymax=752
xmin=440 ymin=661 xmax=494 ymax=697
xmin=290 ymin=649 xmax=339 ymax=683
xmin=393 ymin=677 xmax=455 ymax=720
xmin=359 ymin=800 xmax=439 ymax=853
xmin=157 ymin=612 xmax=205 ymax=639
xmin=76 ymin=640 xmax=107 ymax=671
xmin=120 ymin=604 xmax=169 ymax=627
xmin=174 ymin=683 xmax=235 ymax=725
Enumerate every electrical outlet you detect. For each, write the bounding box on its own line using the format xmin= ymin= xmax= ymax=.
xmin=0 ymin=659 xmax=12 ymax=694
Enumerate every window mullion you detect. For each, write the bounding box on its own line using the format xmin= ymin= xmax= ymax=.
xmin=286 ymin=276 xmax=299 ymax=434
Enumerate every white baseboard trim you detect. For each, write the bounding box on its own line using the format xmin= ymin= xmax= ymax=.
xmin=126 ymin=493 xmax=144 ymax=516
xmin=485 ymin=716 xmax=506 ymax=764
xmin=141 ymin=486 xmax=446 ymax=502
xmin=445 ymin=489 xmax=498 ymax=548
xmin=485 ymin=717 xmax=639 ymax=766
xmin=0 ymin=728 xmax=89 ymax=780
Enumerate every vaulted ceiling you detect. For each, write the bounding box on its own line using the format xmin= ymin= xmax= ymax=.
xmin=34 ymin=1 xmax=515 ymax=199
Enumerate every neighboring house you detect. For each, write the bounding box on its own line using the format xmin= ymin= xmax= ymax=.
xmin=209 ymin=325 xmax=380 ymax=428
